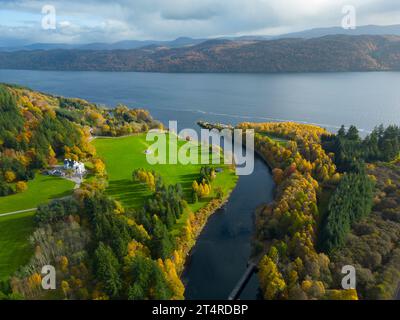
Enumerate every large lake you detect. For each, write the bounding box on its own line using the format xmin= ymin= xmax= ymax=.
xmin=1 ymin=70 xmax=400 ymax=133
xmin=1 ymin=70 xmax=399 ymax=299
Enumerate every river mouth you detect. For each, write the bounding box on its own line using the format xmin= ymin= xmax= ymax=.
xmin=182 ymin=155 xmax=274 ymax=300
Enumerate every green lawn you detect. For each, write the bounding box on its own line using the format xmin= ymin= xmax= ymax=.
xmin=93 ymin=134 xmax=238 ymax=214
xmin=0 ymin=174 xmax=75 ymax=215
xmin=260 ymin=132 xmax=289 ymax=146
xmin=0 ymin=211 xmax=35 ymax=281
xmin=0 ymin=175 xmax=74 ymax=281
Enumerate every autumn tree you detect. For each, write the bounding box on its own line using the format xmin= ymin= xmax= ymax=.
xmin=15 ymin=181 xmax=28 ymax=193
xmin=259 ymin=255 xmax=286 ymax=300
xmin=92 ymin=158 xmax=106 ymax=176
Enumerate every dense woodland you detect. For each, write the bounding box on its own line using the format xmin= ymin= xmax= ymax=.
xmin=319 ymin=171 xmax=375 ymax=253
xmin=0 ymin=85 xmax=91 ymax=196
xmin=330 ymin=162 xmax=400 ymax=299
xmin=322 ymin=125 xmax=400 ymax=171
xmin=6 ymin=186 xmax=182 ymax=300
xmin=319 ymin=125 xmax=400 ymax=298
xmin=240 ymin=121 xmax=400 ymax=300
xmin=58 ymin=97 xmax=161 ymax=137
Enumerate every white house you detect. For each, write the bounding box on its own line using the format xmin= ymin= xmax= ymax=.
xmin=64 ymin=159 xmax=86 ymax=175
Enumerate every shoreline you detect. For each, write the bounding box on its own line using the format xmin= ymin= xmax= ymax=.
xmin=177 ymin=170 xmax=238 ymax=277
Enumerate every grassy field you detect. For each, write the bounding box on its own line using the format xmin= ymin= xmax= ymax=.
xmin=0 ymin=174 xmax=75 ymax=215
xmin=0 ymin=211 xmax=35 ymax=281
xmin=93 ymin=134 xmax=238 ymax=214
xmin=0 ymin=175 xmax=75 ymax=281
xmin=260 ymin=132 xmax=289 ymax=146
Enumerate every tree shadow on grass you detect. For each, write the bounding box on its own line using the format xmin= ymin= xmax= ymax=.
xmin=38 ymin=176 xmax=75 ymax=200
xmin=176 ymin=173 xmax=199 ymax=198
xmin=107 ymin=179 xmax=151 ymax=208
xmin=49 ymin=189 xmax=74 ymax=200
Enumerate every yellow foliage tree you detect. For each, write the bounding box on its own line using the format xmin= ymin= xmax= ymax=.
xmin=48 ymin=146 xmax=57 ymax=166
xmin=326 ymin=289 xmax=358 ymax=300
xmin=28 ymin=273 xmax=42 ymax=289
xmin=16 ymin=181 xmax=28 ymax=193
xmin=192 ymin=180 xmax=199 ymax=193
xmin=60 ymin=256 xmax=69 ymax=273
xmin=4 ymin=170 xmax=16 ymax=183
xmin=158 ymin=259 xmax=185 ymax=300
xmin=258 ymin=255 xmax=286 ymax=300
xmin=93 ymin=158 xmax=106 ymax=176
xmin=61 ymin=280 xmax=70 ymax=299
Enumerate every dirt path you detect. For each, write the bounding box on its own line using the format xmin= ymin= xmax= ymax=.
xmin=0 ymin=208 xmax=37 ymax=218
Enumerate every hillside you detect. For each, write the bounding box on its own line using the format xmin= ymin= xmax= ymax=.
xmin=0 ymin=84 xmax=160 ymax=197
xmin=1 ymin=35 xmax=400 ymax=72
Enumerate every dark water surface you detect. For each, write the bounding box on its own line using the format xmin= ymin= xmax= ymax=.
xmin=1 ymin=70 xmax=399 ymax=299
xmin=182 ymin=155 xmax=274 ymax=300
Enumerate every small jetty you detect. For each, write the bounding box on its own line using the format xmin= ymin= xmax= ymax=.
xmin=197 ymin=120 xmax=234 ymax=131
xmin=228 ymin=261 xmax=258 ymax=300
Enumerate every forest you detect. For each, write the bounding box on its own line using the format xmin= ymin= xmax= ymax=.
xmin=322 ymin=125 xmax=400 ymax=171
xmin=330 ymin=162 xmax=400 ymax=299
xmin=240 ymin=121 xmax=400 ymax=300
xmin=319 ymin=125 xmax=400 ymax=298
xmin=0 ymin=85 xmax=89 ymax=196
xmin=319 ymin=170 xmax=375 ymax=253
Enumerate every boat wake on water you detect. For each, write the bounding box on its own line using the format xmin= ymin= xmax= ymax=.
xmin=150 ymin=106 xmax=372 ymax=133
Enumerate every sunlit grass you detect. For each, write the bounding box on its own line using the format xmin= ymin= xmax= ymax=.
xmin=0 ymin=211 xmax=35 ymax=281
xmin=0 ymin=174 xmax=75 ymax=215
xmin=93 ymin=134 xmax=238 ymax=212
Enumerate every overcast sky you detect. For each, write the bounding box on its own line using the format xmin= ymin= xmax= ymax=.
xmin=1 ymin=0 xmax=400 ymax=45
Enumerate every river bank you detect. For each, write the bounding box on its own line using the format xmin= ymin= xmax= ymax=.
xmin=182 ymin=133 xmax=275 ymax=299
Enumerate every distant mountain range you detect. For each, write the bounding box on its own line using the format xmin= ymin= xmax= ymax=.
xmin=2 ymin=34 xmax=400 ymax=73
xmin=0 ymin=37 xmax=208 ymax=52
xmin=277 ymin=24 xmax=400 ymax=39
xmin=3 ymin=24 xmax=400 ymax=52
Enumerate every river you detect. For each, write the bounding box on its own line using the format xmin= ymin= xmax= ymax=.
xmin=182 ymin=154 xmax=274 ymax=300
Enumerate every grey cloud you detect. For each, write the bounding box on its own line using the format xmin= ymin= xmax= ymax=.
xmin=161 ymin=7 xmax=219 ymax=21
xmin=0 ymin=0 xmax=399 ymax=44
